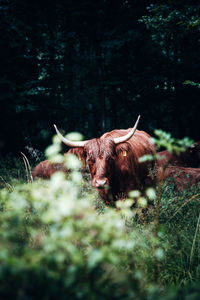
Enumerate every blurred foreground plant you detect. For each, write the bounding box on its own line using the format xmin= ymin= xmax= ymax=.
xmin=0 ymin=135 xmax=159 ymax=299
xmin=0 ymin=132 xmax=200 ymax=299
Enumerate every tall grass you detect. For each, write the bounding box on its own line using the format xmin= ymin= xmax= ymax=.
xmin=0 ymin=149 xmax=200 ymax=299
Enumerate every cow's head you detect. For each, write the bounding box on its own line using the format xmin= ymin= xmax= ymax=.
xmin=54 ymin=116 xmax=140 ymax=191
xmin=84 ymin=138 xmax=116 ymax=190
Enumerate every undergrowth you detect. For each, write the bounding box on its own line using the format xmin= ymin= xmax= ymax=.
xmin=0 ymin=137 xmax=200 ymax=299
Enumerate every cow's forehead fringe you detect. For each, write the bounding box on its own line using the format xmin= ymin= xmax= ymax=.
xmin=84 ymin=130 xmax=156 ymax=159
xmin=85 ymin=138 xmax=116 ymax=158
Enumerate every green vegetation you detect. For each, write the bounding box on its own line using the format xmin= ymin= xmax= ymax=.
xmin=0 ymin=133 xmax=200 ymax=299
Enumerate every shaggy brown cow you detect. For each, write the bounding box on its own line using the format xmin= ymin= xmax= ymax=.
xmin=32 ymin=160 xmax=68 ymax=179
xmin=54 ymin=116 xmax=156 ymax=202
xmin=157 ymin=142 xmax=200 ymax=169
xmin=32 ymin=147 xmax=86 ymax=180
xmin=158 ymin=166 xmax=200 ymax=191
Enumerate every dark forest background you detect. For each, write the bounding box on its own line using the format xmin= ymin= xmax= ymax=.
xmin=0 ymin=0 xmax=200 ymax=155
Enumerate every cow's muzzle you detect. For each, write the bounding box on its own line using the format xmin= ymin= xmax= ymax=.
xmin=94 ymin=178 xmax=108 ymax=188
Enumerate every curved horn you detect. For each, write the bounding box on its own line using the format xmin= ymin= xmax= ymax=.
xmin=54 ymin=125 xmax=88 ymax=147
xmin=114 ymin=115 xmax=141 ymax=144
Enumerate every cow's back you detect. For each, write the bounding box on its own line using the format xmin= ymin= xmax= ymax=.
xmin=32 ymin=160 xmax=68 ymax=180
xmin=158 ymin=166 xmax=200 ymax=191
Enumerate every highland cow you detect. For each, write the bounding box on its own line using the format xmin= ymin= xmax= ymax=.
xmin=54 ymin=116 xmax=156 ymax=202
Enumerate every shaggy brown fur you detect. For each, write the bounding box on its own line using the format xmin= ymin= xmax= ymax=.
xmin=84 ymin=128 xmax=156 ymax=202
xmin=158 ymin=166 xmax=200 ymax=191
xmin=32 ymin=147 xmax=86 ymax=180
xmin=157 ymin=142 xmax=200 ymax=169
xmin=32 ymin=160 xmax=68 ymax=179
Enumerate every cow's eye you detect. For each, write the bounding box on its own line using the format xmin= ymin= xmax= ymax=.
xmin=88 ymin=158 xmax=95 ymax=164
xmin=108 ymin=156 xmax=115 ymax=161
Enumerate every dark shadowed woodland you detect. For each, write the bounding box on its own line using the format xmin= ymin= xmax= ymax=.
xmin=0 ymin=1 xmax=200 ymax=299
xmin=1 ymin=0 xmax=200 ymax=155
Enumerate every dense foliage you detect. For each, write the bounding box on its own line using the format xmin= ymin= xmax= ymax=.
xmin=0 ymin=134 xmax=200 ymax=299
xmin=0 ymin=0 xmax=200 ymax=154
xmin=0 ymin=158 xmax=200 ymax=299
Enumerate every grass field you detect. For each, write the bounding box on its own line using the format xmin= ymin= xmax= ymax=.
xmin=0 ymin=154 xmax=200 ymax=299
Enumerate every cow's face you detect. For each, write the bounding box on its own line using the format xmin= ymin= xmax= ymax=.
xmin=84 ymin=138 xmax=117 ymax=190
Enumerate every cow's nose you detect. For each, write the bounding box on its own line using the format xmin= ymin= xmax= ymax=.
xmin=95 ymin=179 xmax=107 ymax=187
